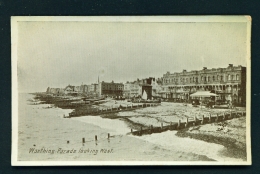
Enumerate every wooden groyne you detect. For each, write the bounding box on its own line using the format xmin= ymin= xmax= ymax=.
xmin=67 ymin=103 xmax=161 ymax=117
xmin=130 ymin=110 xmax=246 ymax=136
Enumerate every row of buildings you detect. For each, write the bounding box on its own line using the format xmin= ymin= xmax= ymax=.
xmin=46 ymin=83 xmax=99 ymax=96
xmin=46 ymin=64 xmax=246 ymax=105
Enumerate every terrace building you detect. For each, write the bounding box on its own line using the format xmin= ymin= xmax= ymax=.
xmin=87 ymin=83 xmax=99 ymax=93
xmin=160 ymin=64 xmax=246 ymax=105
xmin=98 ymin=81 xmax=124 ymax=97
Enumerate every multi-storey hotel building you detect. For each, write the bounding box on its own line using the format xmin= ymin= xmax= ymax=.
xmin=98 ymin=81 xmax=124 ymax=97
xmin=160 ymin=64 xmax=246 ymax=105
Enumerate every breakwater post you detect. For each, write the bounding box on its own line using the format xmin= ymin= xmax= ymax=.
xmin=185 ymin=118 xmax=189 ymax=128
xmin=95 ymin=135 xmax=97 ymax=141
xmin=82 ymin=138 xmax=85 ymax=143
xmin=223 ymin=112 xmax=225 ymax=120
xmin=151 ymin=125 xmax=153 ymax=133
xmin=161 ymin=123 xmax=163 ymax=129
xmin=67 ymin=141 xmax=69 ymax=144
xmin=194 ymin=116 xmax=197 ymax=125
xmin=201 ymin=115 xmax=204 ymax=124
xmin=131 ymin=129 xmax=133 ymax=133
xmin=209 ymin=113 xmax=211 ymax=123
xmin=108 ymin=133 xmax=110 ymax=139
xmin=230 ymin=110 xmax=233 ymax=119
xmin=140 ymin=127 xmax=142 ymax=136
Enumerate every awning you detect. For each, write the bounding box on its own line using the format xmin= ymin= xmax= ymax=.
xmin=190 ymin=91 xmax=218 ymax=97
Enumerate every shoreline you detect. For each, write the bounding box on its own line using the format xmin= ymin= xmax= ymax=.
xmin=26 ymin=93 xmax=247 ymax=161
xmin=19 ymin=94 xmax=219 ymax=161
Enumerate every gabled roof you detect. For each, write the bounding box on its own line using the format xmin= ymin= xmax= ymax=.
xmin=65 ymin=85 xmax=75 ymax=91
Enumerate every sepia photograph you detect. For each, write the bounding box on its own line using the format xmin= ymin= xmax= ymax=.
xmin=11 ymin=16 xmax=251 ymax=165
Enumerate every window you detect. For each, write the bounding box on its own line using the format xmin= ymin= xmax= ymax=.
xmin=196 ymin=77 xmax=198 ymax=82
xmin=221 ymin=76 xmax=223 ymax=81
xmin=217 ymin=75 xmax=219 ymax=80
xmin=201 ymin=76 xmax=203 ymax=81
xmin=231 ymin=75 xmax=234 ymax=80
xmin=208 ymin=76 xmax=210 ymax=82
xmin=186 ymin=78 xmax=188 ymax=83
xmin=228 ymin=74 xmax=231 ymax=80
xmin=193 ymin=77 xmax=195 ymax=82
xmin=204 ymin=77 xmax=207 ymax=82
xmin=236 ymin=74 xmax=239 ymax=80
xmin=212 ymin=76 xmax=215 ymax=81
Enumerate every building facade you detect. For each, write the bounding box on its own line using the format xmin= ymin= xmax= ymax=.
xmin=151 ymin=78 xmax=163 ymax=98
xmin=123 ymin=77 xmax=158 ymax=99
xmin=99 ymin=81 xmax=124 ymax=97
xmin=160 ymin=64 xmax=246 ymax=105
xmin=80 ymin=84 xmax=88 ymax=93
xmin=86 ymin=83 xmax=99 ymax=93
xmin=123 ymin=81 xmax=140 ymax=98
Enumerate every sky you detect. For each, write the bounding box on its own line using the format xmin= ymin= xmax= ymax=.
xmin=17 ymin=20 xmax=248 ymax=93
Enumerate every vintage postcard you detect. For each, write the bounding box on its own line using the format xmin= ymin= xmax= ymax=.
xmin=11 ymin=16 xmax=251 ymax=165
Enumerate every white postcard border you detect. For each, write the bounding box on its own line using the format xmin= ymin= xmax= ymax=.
xmin=11 ymin=16 xmax=252 ymax=166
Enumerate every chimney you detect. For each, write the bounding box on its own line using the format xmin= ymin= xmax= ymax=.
xmin=229 ymin=64 xmax=233 ymax=67
xmin=183 ymin=69 xmax=187 ymax=73
xmin=203 ymin=67 xmax=207 ymax=70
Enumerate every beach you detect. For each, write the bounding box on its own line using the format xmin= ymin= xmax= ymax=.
xmin=17 ymin=93 xmax=246 ymax=162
